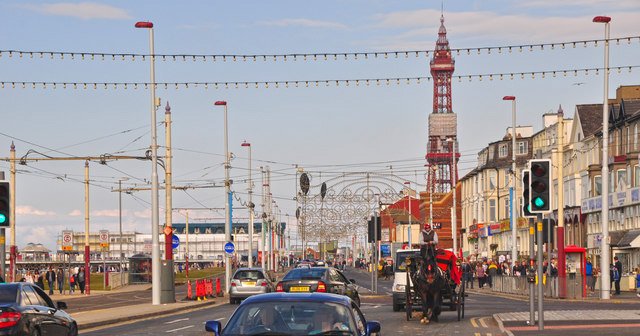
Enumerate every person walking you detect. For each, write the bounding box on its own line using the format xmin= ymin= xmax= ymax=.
xmin=78 ymin=266 xmax=87 ymax=295
xmin=56 ymin=268 xmax=64 ymax=294
xmin=614 ymin=256 xmax=623 ymax=295
xmin=487 ymin=261 xmax=498 ymax=288
xmin=585 ymin=258 xmax=594 ymax=294
xmin=476 ymin=262 xmax=486 ymax=288
xmin=635 ymin=267 xmax=640 ymax=298
xmin=69 ymin=272 xmax=76 ymax=294
xmin=46 ymin=266 xmax=56 ymax=295
xmin=36 ymin=271 xmax=45 ymax=290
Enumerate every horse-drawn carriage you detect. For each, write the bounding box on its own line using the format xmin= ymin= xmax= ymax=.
xmin=404 ymin=248 xmax=465 ymax=323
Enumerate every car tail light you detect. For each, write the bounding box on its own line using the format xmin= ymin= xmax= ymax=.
xmin=276 ymin=282 xmax=284 ymax=292
xmin=0 ymin=311 xmax=21 ymax=329
xmin=317 ymin=281 xmax=327 ymax=292
xmin=260 ymin=280 xmax=268 ymax=287
xmin=231 ymin=282 xmax=237 ymax=287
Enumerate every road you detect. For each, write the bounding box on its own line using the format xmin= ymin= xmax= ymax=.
xmin=79 ymin=267 xmax=640 ymax=336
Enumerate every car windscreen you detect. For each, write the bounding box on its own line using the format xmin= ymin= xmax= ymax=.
xmin=223 ymin=301 xmax=356 ymax=336
xmin=395 ymin=251 xmax=421 ymax=272
xmin=0 ymin=285 xmax=18 ymax=303
xmin=282 ymin=268 xmax=326 ymax=281
xmin=233 ymin=270 xmax=265 ymax=280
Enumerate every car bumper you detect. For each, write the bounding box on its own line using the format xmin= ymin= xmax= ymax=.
xmin=392 ymin=291 xmax=407 ymax=305
xmin=229 ymin=288 xmax=270 ymax=299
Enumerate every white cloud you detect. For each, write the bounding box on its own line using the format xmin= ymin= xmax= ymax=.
xmin=257 ymin=18 xmax=348 ymax=29
xmin=134 ymin=209 xmax=150 ymax=219
xmin=93 ymin=209 xmax=118 ymax=217
xmin=17 ymin=205 xmax=56 ymax=216
xmin=19 ymin=2 xmax=132 ymax=20
xmin=22 ymin=227 xmax=52 ymax=247
xmin=68 ymin=209 xmax=81 ymax=216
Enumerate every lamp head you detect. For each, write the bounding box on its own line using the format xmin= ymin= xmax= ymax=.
xmin=135 ymin=21 xmax=154 ymax=28
xmin=214 ymin=101 xmax=227 ymax=106
xmin=592 ymin=16 xmax=611 ymax=23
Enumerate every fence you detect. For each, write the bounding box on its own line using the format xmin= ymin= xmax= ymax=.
xmin=483 ymin=274 xmax=586 ymax=299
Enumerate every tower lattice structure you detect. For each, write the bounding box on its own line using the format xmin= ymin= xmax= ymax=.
xmin=426 ymin=15 xmax=459 ymax=194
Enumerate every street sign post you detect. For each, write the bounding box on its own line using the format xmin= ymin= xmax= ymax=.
xmin=224 ymin=241 xmax=235 ymax=255
xmin=99 ymin=230 xmax=109 ymax=248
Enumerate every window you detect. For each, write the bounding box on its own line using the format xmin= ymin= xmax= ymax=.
xmin=488 ymin=146 xmax=495 ymax=159
xmin=635 ymin=166 xmax=640 ymax=187
xmin=499 ymin=144 xmax=508 ymax=158
xmin=517 ymin=141 xmax=528 ymax=155
xmin=594 ymin=175 xmax=602 ymax=196
xmin=635 ymin=124 xmax=639 ymax=151
xmin=617 ymin=169 xmax=627 ymax=190
xmin=489 ymin=171 xmax=496 ymax=190
xmin=504 ymin=198 xmax=509 ymax=219
xmin=489 ymin=199 xmax=496 ymax=222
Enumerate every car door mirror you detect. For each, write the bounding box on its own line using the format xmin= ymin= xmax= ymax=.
xmin=365 ymin=321 xmax=381 ymax=335
xmin=205 ymin=320 xmax=222 ymax=334
xmin=56 ymin=301 xmax=67 ymax=310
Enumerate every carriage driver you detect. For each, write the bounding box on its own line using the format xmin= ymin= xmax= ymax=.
xmin=420 ymin=222 xmax=439 ymax=261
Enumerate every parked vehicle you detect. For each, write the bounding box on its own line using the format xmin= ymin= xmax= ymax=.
xmin=229 ymin=267 xmax=275 ymax=304
xmin=275 ymin=267 xmax=361 ymax=306
xmin=205 ymin=292 xmax=381 ymax=336
xmin=0 ymin=282 xmax=77 ymax=335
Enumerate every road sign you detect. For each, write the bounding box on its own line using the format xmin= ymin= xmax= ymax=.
xmin=171 ymin=234 xmax=180 ymax=249
xmin=99 ymin=230 xmax=109 ymax=248
xmin=163 ymin=226 xmax=172 ymax=236
xmin=224 ymin=241 xmax=235 ymax=254
xmin=62 ymin=230 xmax=73 ymax=251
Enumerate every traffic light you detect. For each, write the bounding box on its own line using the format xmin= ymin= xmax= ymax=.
xmin=529 ymin=159 xmax=551 ymax=213
xmin=0 ymin=181 xmax=9 ymax=227
xmin=367 ymin=216 xmax=381 ymax=243
xmin=521 ymin=170 xmax=534 ymax=218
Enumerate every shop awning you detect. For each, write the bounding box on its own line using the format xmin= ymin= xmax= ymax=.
xmin=615 ymin=230 xmax=640 ymax=248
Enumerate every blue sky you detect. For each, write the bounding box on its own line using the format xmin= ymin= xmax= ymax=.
xmin=0 ymin=0 xmax=638 ymax=251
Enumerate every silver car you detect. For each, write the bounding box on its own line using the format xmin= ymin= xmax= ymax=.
xmin=229 ymin=268 xmax=274 ymax=304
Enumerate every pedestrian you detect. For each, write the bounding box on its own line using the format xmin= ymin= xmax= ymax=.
xmin=78 ymin=266 xmax=87 ymax=294
xmin=69 ymin=272 xmax=76 ymax=294
xmin=585 ymin=258 xmax=594 ymax=293
xmin=25 ymin=271 xmax=34 ymax=284
xmin=614 ymin=256 xmax=623 ymax=295
xmin=46 ymin=266 xmax=56 ymax=295
xmin=487 ymin=261 xmax=498 ymax=288
xmin=36 ymin=271 xmax=45 ymax=290
xmin=57 ymin=268 xmax=64 ymax=294
xmin=635 ymin=267 xmax=640 ymax=298
xmin=476 ymin=262 xmax=485 ymax=288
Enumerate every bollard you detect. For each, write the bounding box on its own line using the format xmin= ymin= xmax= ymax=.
xmin=206 ymin=279 xmax=213 ymax=297
xmin=216 ymin=277 xmax=223 ymax=297
xmin=186 ymin=280 xmax=192 ymax=300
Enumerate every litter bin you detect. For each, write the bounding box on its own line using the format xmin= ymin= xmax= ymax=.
xmin=161 ymin=260 xmax=176 ymax=304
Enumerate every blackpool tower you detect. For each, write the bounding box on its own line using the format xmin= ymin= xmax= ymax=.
xmin=426 ymin=14 xmax=458 ymax=194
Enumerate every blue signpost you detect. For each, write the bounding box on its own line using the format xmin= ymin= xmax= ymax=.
xmin=224 ymin=241 xmax=235 ymax=255
xmin=171 ymin=234 xmax=180 ymax=249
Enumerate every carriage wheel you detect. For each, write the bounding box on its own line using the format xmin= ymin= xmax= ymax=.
xmin=457 ymin=283 xmax=466 ymax=321
xmin=405 ymin=271 xmax=412 ymax=321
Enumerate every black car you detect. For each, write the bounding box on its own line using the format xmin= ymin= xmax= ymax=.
xmin=275 ymin=267 xmax=361 ymax=306
xmin=0 ymin=283 xmax=77 ymax=336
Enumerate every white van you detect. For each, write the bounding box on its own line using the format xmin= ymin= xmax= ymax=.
xmin=391 ymin=249 xmax=421 ymax=311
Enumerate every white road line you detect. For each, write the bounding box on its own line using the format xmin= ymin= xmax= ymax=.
xmin=164 ymin=318 xmax=189 ymax=324
xmin=165 ymin=325 xmax=194 ymax=333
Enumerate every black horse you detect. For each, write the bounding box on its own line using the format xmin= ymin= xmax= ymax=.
xmin=412 ymin=254 xmax=446 ymax=324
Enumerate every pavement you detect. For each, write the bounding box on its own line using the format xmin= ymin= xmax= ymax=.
xmin=66 ymin=269 xmax=290 ymax=331
xmin=465 ymin=286 xmax=640 ymax=335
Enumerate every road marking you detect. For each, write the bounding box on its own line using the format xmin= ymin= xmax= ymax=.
xmin=165 ymin=318 xmax=189 ymax=324
xmin=215 ymin=317 xmax=226 ymax=321
xmin=165 ymin=325 xmax=194 ymax=333
xmin=479 ymin=317 xmax=489 ymax=328
xmin=471 ymin=317 xmax=479 ymax=328
xmin=508 ymin=323 xmax=640 ymax=331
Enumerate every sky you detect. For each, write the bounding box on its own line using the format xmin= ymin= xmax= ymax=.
xmin=0 ymin=0 xmax=638 ymax=252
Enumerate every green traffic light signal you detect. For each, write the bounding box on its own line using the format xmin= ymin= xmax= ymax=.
xmin=533 ymin=197 xmax=546 ymax=209
xmin=0 ymin=214 xmax=5 ymax=224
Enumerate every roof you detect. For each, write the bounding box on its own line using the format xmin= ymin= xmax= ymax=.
xmin=609 ymin=231 xmax=628 ymax=247
xmin=575 ymin=103 xmax=603 ymax=137
xmin=20 ymin=243 xmax=51 ymax=253
xmin=241 ymin=292 xmax=351 ymax=306
xmin=615 ymin=230 xmax=640 ymax=247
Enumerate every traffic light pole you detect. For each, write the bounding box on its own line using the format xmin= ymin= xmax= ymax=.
xmin=0 ymin=171 xmax=5 ymax=280
xmin=536 ymin=214 xmax=544 ymax=330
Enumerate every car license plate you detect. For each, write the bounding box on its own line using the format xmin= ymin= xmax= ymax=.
xmin=289 ymin=286 xmax=309 ymax=292
xmin=242 ymin=281 xmax=256 ymax=286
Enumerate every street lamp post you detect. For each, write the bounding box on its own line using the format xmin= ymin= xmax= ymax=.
xmin=594 ymin=15 xmax=611 ymax=300
xmin=215 ymin=100 xmax=232 ymax=293
xmin=446 ymin=138 xmax=458 ymax=254
xmin=404 ymin=181 xmax=412 ymax=247
xmin=135 ymin=20 xmax=161 ymax=305
xmin=242 ymin=141 xmax=254 ymax=268
xmin=503 ymin=95 xmax=518 ymax=266
xmin=118 ymin=177 xmax=129 ymax=287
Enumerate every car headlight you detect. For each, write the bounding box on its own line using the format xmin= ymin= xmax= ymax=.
xmin=394 ymin=284 xmax=405 ymax=292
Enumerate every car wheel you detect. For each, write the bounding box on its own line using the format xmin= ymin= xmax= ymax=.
xmin=69 ymin=323 xmax=79 ymax=336
xmin=392 ymin=301 xmax=402 ymax=312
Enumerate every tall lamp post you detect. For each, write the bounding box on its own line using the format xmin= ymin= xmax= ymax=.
xmin=241 ymin=141 xmax=254 ymax=268
xmin=215 ymin=100 xmax=232 ymax=293
xmin=446 ymin=138 xmax=458 ymax=254
xmin=594 ymin=15 xmax=611 ymax=300
xmin=503 ymin=95 xmax=518 ymax=266
xmin=118 ymin=177 xmax=129 ymax=287
xmin=135 ymin=20 xmax=161 ymax=305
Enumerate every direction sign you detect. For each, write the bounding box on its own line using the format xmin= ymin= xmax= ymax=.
xmin=62 ymin=231 xmax=73 ymax=251
xmin=171 ymin=234 xmax=180 ymax=249
xmin=224 ymin=241 xmax=235 ymax=254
